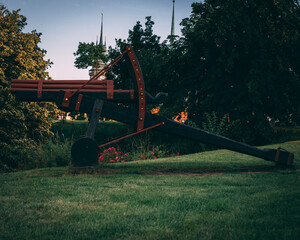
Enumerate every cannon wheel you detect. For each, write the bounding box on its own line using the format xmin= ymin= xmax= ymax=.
xmin=71 ymin=137 xmax=99 ymax=166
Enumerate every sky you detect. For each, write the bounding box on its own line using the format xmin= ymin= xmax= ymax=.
xmin=4 ymin=0 xmax=197 ymax=79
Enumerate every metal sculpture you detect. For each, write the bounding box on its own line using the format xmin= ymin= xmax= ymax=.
xmin=10 ymin=45 xmax=294 ymax=167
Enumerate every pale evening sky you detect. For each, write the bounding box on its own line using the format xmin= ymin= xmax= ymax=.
xmin=3 ymin=0 xmax=197 ymax=79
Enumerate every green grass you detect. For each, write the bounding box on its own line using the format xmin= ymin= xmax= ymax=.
xmin=0 ymin=141 xmax=299 ymax=240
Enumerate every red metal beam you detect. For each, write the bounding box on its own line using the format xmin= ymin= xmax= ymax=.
xmin=98 ymin=122 xmax=164 ymax=149
xmin=10 ymin=88 xmax=134 ymax=93
xmin=126 ymin=46 xmax=146 ymax=132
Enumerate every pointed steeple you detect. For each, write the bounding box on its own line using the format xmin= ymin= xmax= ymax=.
xmin=99 ymin=12 xmax=103 ymax=46
xmin=170 ymin=0 xmax=175 ymax=36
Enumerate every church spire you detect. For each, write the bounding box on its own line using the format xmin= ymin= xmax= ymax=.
xmin=99 ymin=12 xmax=103 ymax=45
xmin=170 ymin=0 xmax=175 ymax=36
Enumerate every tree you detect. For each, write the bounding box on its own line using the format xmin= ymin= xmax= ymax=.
xmin=179 ymin=0 xmax=300 ymax=143
xmin=107 ymin=17 xmax=163 ymax=92
xmin=73 ymin=42 xmax=107 ymax=70
xmin=106 ymin=16 xmax=184 ymax=118
xmin=0 ymin=5 xmax=56 ymax=170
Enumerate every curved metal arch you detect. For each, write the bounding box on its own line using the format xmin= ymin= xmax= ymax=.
xmin=60 ymin=44 xmax=146 ymax=131
xmin=126 ymin=45 xmax=145 ymax=131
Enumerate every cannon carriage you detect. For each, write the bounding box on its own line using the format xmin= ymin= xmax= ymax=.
xmin=10 ymin=45 xmax=294 ymax=167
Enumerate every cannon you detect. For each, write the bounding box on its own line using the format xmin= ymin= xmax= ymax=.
xmin=10 ymin=45 xmax=294 ymax=167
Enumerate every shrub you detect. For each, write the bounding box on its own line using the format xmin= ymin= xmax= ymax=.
xmin=0 ymin=138 xmax=35 ymax=172
xmin=0 ymin=133 xmax=72 ymax=172
xmin=36 ymin=133 xmax=72 ymax=167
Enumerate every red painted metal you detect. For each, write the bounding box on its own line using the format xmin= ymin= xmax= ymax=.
xmin=75 ymin=94 xmax=83 ymax=111
xmin=63 ymin=48 xmax=129 ymax=104
xmin=37 ymin=80 xmax=43 ymax=99
xmin=98 ymin=122 xmax=164 ymax=149
xmin=275 ymin=148 xmax=280 ymax=162
xmin=12 ymin=45 xmax=147 ymax=133
xmin=12 ymin=84 xmax=108 ymax=89
xmin=275 ymin=147 xmax=293 ymax=166
xmin=126 ymin=46 xmax=145 ymax=131
xmin=130 ymin=89 xmax=134 ymax=100
xmin=12 ymin=79 xmax=108 ymax=84
xmin=10 ymin=88 xmax=133 ymax=93
xmin=106 ymin=80 xmax=114 ymax=99
xmin=61 ymin=91 xmax=73 ymax=108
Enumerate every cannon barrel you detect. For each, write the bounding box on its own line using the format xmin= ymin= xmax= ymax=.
xmin=10 ymin=79 xmax=167 ymax=104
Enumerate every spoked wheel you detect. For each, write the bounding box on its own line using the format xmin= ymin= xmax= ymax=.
xmin=71 ymin=137 xmax=99 ymax=166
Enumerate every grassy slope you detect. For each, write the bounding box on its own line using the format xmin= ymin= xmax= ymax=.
xmin=0 ymin=141 xmax=299 ymax=240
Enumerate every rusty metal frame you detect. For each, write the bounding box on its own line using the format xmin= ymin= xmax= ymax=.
xmin=98 ymin=122 xmax=164 ymax=149
xmin=126 ymin=45 xmax=146 ymax=131
xmin=59 ymin=45 xmax=146 ymax=132
xmin=57 ymin=45 xmax=149 ymax=149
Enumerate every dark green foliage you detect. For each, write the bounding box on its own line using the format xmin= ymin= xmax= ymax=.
xmin=110 ymin=1 xmax=300 ymax=144
xmin=0 ymin=5 xmax=57 ymax=170
xmin=73 ymin=42 xmax=107 ymax=69
xmin=0 ymin=6 xmax=51 ymax=87
xmin=0 ymin=89 xmax=27 ymax=143
xmin=0 ymin=133 xmax=72 ymax=172
xmin=179 ymin=0 xmax=300 ymax=142
xmin=107 ymin=17 xmax=167 ymax=94
xmin=51 ymin=120 xmax=205 ymax=155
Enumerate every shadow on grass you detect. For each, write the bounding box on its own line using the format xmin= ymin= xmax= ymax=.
xmin=68 ymin=162 xmax=297 ymax=176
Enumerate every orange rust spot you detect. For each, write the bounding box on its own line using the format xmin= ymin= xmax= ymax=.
xmin=151 ymin=107 xmax=160 ymax=114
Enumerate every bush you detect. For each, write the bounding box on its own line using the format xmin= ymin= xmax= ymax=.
xmin=35 ymin=133 xmax=72 ymax=167
xmin=0 ymin=139 xmax=33 ymax=172
xmin=0 ymin=133 xmax=72 ymax=172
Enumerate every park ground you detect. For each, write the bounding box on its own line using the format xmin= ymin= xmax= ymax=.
xmin=0 ymin=140 xmax=299 ymax=240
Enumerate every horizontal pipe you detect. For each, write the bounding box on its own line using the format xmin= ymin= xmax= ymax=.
xmin=11 ymin=83 xmax=108 ymax=89
xmin=12 ymin=79 xmax=109 ymax=84
xmin=10 ymin=88 xmax=133 ymax=93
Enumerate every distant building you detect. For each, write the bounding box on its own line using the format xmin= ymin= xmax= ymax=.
xmin=90 ymin=1 xmax=176 ymax=78
xmin=171 ymin=0 xmax=175 ymax=37
xmin=89 ymin=12 xmax=107 ymax=80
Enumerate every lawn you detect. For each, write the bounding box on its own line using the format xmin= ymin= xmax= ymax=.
xmin=0 ymin=141 xmax=299 ymax=240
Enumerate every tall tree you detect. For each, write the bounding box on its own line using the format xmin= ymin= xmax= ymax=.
xmin=0 ymin=5 xmax=56 ymax=170
xmin=179 ymin=0 xmax=300 ymax=143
